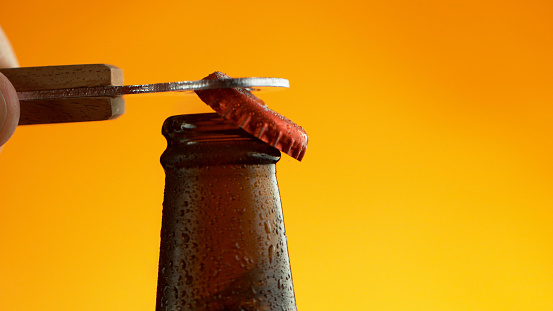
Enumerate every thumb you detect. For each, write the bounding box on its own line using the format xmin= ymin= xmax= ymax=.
xmin=0 ymin=25 xmax=20 ymax=148
xmin=0 ymin=26 xmax=18 ymax=67
xmin=0 ymin=73 xmax=19 ymax=147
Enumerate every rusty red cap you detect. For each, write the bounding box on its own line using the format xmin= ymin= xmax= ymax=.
xmin=195 ymin=71 xmax=308 ymax=161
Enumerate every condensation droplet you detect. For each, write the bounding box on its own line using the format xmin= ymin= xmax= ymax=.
xmin=268 ymin=244 xmax=274 ymax=263
xmin=181 ymin=233 xmax=190 ymax=243
xmin=185 ymin=275 xmax=193 ymax=285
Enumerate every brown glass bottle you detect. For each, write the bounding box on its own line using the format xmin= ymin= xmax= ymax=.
xmin=156 ymin=113 xmax=297 ymax=311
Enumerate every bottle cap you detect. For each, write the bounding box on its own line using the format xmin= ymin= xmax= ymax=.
xmin=195 ymin=72 xmax=308 ymax=161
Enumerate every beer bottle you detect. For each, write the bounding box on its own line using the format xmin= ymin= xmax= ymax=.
xmin=156 ymin=113 xmax=297 ymax=311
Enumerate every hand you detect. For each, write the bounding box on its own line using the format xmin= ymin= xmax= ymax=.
xmin=0 ymin=25 xmax=20 ymax=149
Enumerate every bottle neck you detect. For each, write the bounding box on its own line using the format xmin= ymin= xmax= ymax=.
xmin=161 ymin=113 xmax=281 ymax=169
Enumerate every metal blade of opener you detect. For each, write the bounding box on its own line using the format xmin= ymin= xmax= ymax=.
xmin=17 ymin=77 xmax=290 ymax=101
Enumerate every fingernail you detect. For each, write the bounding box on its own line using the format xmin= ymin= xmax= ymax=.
xmin=0 ymin=88 xmax=6 ymax=131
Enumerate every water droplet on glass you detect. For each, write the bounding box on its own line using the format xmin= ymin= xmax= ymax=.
xmin=268 ymin=244 xmax=274 ymax=263
xmin=181 ymin=233 xmax=190 ymax=243
xmin=185 ymin=275 xmax=193 ymax=285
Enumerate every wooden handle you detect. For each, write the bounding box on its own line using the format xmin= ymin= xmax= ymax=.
xmin=0 ymin=64 xmax=125 ymax=125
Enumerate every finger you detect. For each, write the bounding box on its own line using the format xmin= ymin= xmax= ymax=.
xmin=0 ymin=26 xmax=20 ymax=149
xmin=0 ymin=26 xmax=19 ymax=67
xmin=0 ymin=72 xmax=20 ymax=147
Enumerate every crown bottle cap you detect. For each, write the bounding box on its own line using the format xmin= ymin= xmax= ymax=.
xmin=195 ymin=72 xmax=308 ymax=161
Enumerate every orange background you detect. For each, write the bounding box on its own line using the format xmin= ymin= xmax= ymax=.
xmin=1 ymin=1 xmax=553 ymax=310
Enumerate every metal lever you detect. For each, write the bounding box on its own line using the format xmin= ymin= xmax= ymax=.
xmin=17 ymin=77 xmax=289 ymax=101
xmin=0 ymin=64 xmax=289 ymax=125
